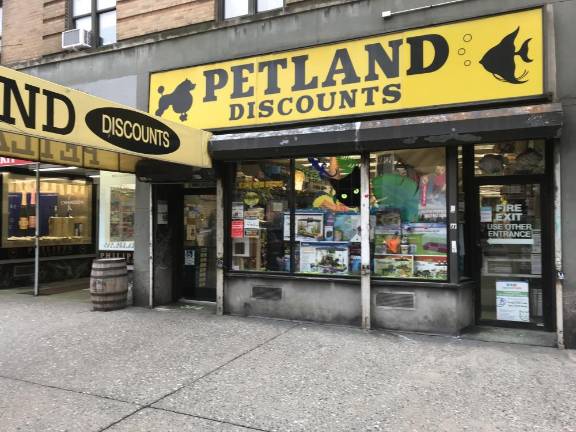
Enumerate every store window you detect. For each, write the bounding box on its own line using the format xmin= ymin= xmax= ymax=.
xmin=231 ymin=160 xmax=289 ymax=272
xmin=98 ymin=172 xmax=135 ymax=250
xmin=230 ymin=151 xmax=448 ymax=280
xmin=72 ymin=0 xmax=117 ymax=46
xmin=223 ymin=0 xmax=283 ymax=19
xmin=370 ymin=149 xmax=448 ymax=280
xmin=294 ymin=156 xmax=361 ymax=276
xmin=474 ymin=140 xmax=545 ymax=176
xmin=1 ymin=172 xmax=93 ymax=248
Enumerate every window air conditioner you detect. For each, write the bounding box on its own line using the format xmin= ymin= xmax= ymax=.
xmin=61 ymin=29 xmax=92 ymax=50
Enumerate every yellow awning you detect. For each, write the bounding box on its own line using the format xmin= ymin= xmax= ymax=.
xmin=0 ymin=66 xmax=211 ymax=173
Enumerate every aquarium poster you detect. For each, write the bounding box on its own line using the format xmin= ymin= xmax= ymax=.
xmin=333 ymin=213 xmax=360 ymax=242
xmin=373 ymin=254 xmax=414 ymax=278
xmin=299 ymin=242 xmax=349 ymax=275
xmin=413 ymin=255 xmax=448 ymax=280
xmin=403 ymin=223 xmax=448 ymax=255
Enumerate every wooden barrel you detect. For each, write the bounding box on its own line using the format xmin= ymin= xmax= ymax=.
xmin=90 ymin=258 xmax=128 ymax=311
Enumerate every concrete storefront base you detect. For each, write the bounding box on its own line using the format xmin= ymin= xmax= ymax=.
xmin=371 ymin=284 xmax=475 ymax=336
xmin=225 ymin=275 xmax=475 ymax=335
xmin=225 ymin=276 xmax=362 ymax=326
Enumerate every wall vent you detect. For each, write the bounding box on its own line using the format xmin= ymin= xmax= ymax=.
xmin=376 ymin=291 xmax=415 ymax=310
xmin=13 ymin=265 xmax=34 ymax=278
xmin=252 ymin=286 xmax=282 ymax=301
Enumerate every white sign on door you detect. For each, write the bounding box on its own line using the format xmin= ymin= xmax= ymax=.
xmin=496 ymin=281 xmax=530 ymax=322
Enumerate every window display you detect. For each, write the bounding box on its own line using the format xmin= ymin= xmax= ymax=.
xmin=229 ymin=150 xmax=448 ymax=281
xmin=370 ymin=149 xmax=448 ymax=280
xmin=1 ymin=172 xmax=93 ymax=248
xmin=98 ymin=172 xmax=135 ymax=251
xmin=294 ymin=156 xmax=361 ymax=276
xmin=231 ymin=160 xmax=289 ymax=271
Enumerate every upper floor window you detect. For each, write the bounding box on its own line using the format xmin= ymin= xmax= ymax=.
xmin=72 ymin=0 xmax=116 ymax=46
xmin=223 ymin=0 xmax=283 ymax=19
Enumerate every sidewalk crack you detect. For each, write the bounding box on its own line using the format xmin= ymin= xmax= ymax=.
xmin=98 ymin=322 xmax=299 ymax=431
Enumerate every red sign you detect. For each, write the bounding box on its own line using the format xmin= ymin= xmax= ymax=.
xmin=231 ymin=220 xmax=244 ymax=239
xmin=0 ymin=158 xmax=33 ymax=167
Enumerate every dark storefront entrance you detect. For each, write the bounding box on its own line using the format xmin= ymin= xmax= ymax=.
xmin=179 ymin=190 xmax=217 ymax=301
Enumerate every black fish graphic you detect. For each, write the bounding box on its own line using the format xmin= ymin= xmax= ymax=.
xmin=480 ymin=27 xmax=532 ymax=84
xmin=330 ymin=166 xmax=360 ymax=208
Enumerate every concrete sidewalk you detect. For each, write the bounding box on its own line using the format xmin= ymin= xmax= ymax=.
xmin=0 ymin=288 xmax=575 ymax=432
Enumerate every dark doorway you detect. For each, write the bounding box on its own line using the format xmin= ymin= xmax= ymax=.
xmin=179 ymin=189 xmax=217 ymax=301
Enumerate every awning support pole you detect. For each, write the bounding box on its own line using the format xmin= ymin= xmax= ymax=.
xmin=360 ymin=152 xmax=371 ymax=330
xmin=33 ymin=163 xmax=40 ymax=296
xmin=216 ymin=173 xmax=224 ymax=315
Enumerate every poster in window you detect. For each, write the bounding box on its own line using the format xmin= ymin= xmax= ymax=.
xmin=413 ymin=255 xmax=448 ymax=280
xmin=374 ymin=255 xmax=414 ymax=278
xmin=295 ymin=213 xmax=324 ymax=241
xmin=299 ymin=242 xmax=349 ymax=275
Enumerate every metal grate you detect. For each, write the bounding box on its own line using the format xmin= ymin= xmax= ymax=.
xmin=375 ymin=291 xmax=415 ymax=310
xmin=251 ymin=286 xmax=282 ymax=301
xmin=13 ymin=265 xmax=34 ymax=278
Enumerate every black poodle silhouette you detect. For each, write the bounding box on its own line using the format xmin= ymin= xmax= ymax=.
xmin=155 ymin=79 xmax=196 ymax=121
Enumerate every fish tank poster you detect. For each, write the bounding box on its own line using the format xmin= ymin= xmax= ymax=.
xmin=413 ymin=256 xmax=448 ymax=280
xmin=373 ymin=209 xmax=402 ymax=232
xmin=333 ymin=213 xmax=361 ymax=242
xmin=284 ymin=212 xmax=324 ymax=241
xmin=373 ymin=254 xmax=414 ymax=278
xmin=403 ymin=223 xmax=448 ymax=255
xmin=299 ymin=242 xmax=349 ymax=275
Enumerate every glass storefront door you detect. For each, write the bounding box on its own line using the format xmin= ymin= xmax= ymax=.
xmin=181 ymin=193 xmax=217 ymax=301
xmin=476 ymin=182 xmax=545 ymax=326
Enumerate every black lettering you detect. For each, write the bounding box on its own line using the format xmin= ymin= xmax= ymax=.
xmin=0 ymin=77 xmax=39 ymax=129
xmin=317 ymin=92 xmax=337 ymax=111
xmin=258 ymin=100 xmax=274 ymax=118
xmin=322 ymin=48 xmax=361 ymax=87
xmin=382 ymin=83 xmax=402 ymax=103
xmin=258 ymin=59 xmax=288 ymax=95
xmin=246 ymin=101 xmax=256 ymax=119
xmin=43 ymin=89 xmax=75 ymax=135
xmin=296 ymin=95 xmax=314 ymax=114
xmin=229 ymin=104 xmax=244 ymax=121
xmin=291 ymin=55 xmax=318 ymax=91
xmin=339 ymin=89 xmax=357 ymax=109
xmin=278 ymin=97 xmax=293 ymax=116
xmin=203 ymin=69 xmax=228 ymax=102
xmin=231 ymin=64 xmax=255 ymax=99
xmin=361 ymin=86 xmax=379 ymax=106
xmin=365 ymin=40 xmax=403 ymax=80
xmin=406 ymin=34 xmax=449 ymax=75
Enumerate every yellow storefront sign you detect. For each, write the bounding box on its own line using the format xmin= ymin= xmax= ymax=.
xmin=150 ymin=9 xmax=544 ymax=130
xmin=0 ymin=66 xmax=212 ymax=171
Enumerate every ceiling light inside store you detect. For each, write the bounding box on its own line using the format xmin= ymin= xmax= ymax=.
xmin=34 ymin=166 xmax=78 ymax=172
